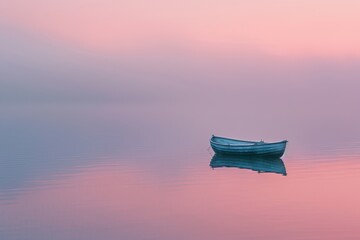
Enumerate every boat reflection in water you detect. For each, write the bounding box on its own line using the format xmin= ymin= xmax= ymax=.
xmin=210 ymin=154 xmax=287 ymax=176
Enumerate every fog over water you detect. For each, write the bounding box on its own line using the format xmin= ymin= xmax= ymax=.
xmin=1 ymin=1 xmax=360 ymax=239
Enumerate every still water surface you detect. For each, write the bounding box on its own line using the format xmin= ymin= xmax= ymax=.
xmin=1 ymin=103 xmax=360 ymax=240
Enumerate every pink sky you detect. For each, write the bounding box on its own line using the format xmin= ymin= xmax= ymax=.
xmin=1 ymin=0 xmax=360 ymax=57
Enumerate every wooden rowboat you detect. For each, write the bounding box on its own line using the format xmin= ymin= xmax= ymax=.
xmin=210 ymin=154 xmax=287 ymax=176
xmin=210 ymin=135 xmax=287 ymax=157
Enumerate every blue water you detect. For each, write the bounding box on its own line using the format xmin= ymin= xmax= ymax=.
xmin=1 ymin=102 xmax=360 ymax=240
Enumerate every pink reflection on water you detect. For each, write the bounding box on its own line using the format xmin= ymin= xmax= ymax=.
xmin=2 ymin=156 xmax=360 ymax=239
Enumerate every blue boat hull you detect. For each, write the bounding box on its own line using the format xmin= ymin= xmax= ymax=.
xmin=210 ymin=136 xmax=287 ymax=158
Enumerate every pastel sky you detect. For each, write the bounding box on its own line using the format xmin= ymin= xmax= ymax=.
xmin=1 ymin=0 xmax=360 ymax=57
xmin=1 ymin=0 xmax=360 ymax=106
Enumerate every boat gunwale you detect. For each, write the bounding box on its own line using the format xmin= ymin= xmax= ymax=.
xmin=210 ymin=135 xmax=287 ymax=147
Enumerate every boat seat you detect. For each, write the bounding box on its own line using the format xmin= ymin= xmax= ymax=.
xmin=255 ymin=141 xmax=265 ymax=145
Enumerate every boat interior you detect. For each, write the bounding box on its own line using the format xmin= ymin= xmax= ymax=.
xmin=211 ymin=136 xmax=260 ymax=146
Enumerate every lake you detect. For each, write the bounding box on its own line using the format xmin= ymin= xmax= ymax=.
xmin=1 ymin=96 xmax=360 ymax=239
